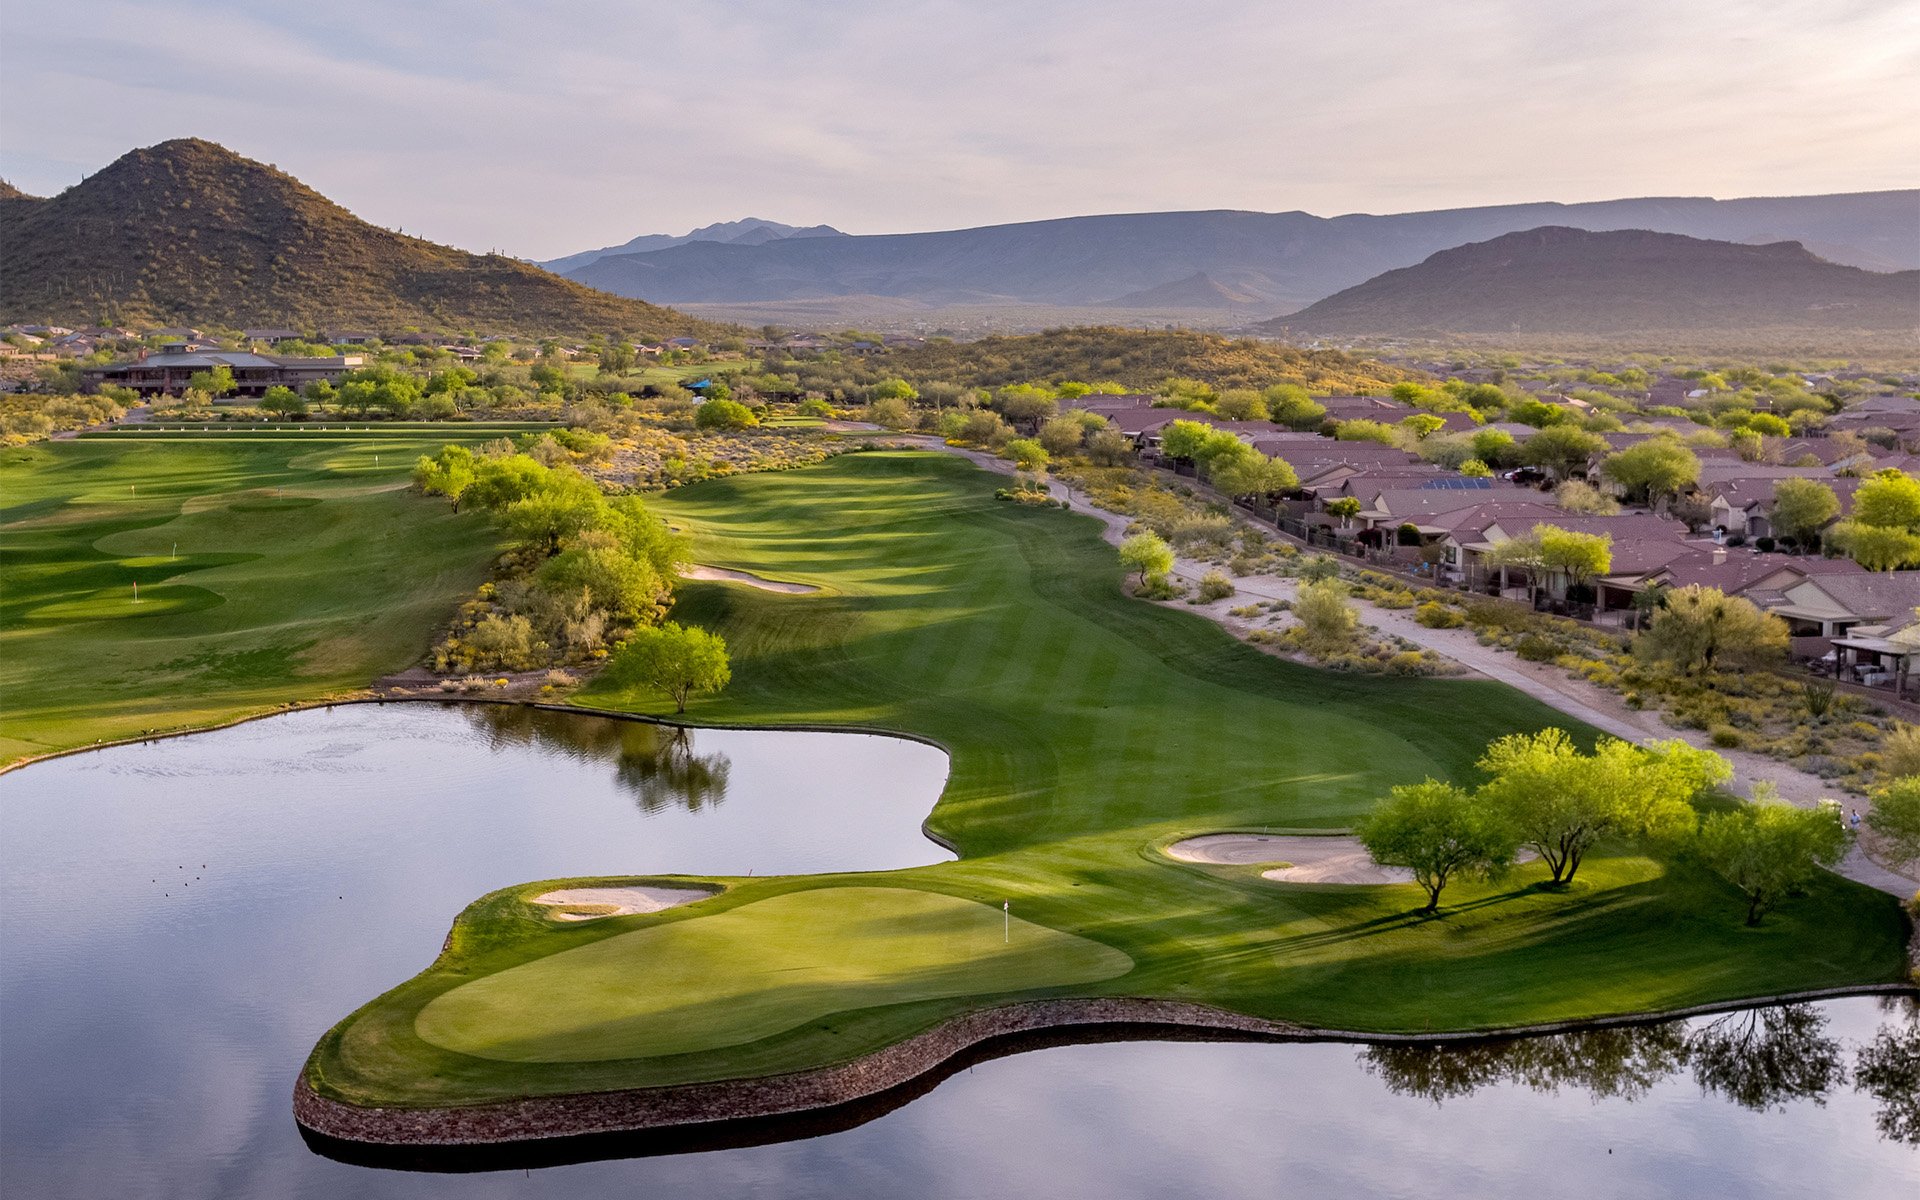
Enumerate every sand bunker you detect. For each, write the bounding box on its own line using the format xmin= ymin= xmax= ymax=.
xmin=679 ymin=564 xmax=818 ymax=594
xmin=530 ymin=886 xmax=716 ymax=921
xmin=1166 ymin=834 xmax=1415 ymax=885
xmin=1166 ymin=834 xmax=1537 ymax=885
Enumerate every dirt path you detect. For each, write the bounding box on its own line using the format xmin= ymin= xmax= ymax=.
xmin=920 ymin=438 xmax=1916 ymax=898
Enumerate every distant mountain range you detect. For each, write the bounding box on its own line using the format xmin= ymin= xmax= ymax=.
xmin=1264 ymin=227 xmax=1920 ymax=336
xmin=0 ymin=139 xmax=719 ymax=338
xmin=553 ymin=192 xmax=1920 ymax=313
xmin=539 ymin=218 xmax=846 ymax=275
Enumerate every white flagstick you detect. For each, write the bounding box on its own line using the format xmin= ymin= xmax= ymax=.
xmin=132 ymin=580 xmax=139 ymax=604
xmin=1003 ymin=900 xmax=1009 ymax=944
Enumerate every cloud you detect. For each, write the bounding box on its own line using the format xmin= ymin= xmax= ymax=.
xmin=2 ymin=0 xmax=1915 ymax=258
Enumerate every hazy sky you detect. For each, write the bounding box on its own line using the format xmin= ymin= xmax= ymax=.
xmin=4 ymin=0 xmax=1916 ymax=259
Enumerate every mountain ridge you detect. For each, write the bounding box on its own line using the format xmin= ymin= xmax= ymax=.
xmin=539 ymin=218 xmax=846 ymax=275
xmin=558 ymin=192 xmax=1920 ymax=312
xmin=0 ymin=139 xmax=722 ymax=338
xmin=1262 ymin=226 xmax=1920 ymax=336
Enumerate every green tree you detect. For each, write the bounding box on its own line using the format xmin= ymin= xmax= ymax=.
xmin=1853 ymin=469 xmax=1920 ymax=528
xmin=1005 ymin=438 xmax=1050 ymax=472
xmin=696 ymin=398 xmax=759 ymax=430
xmin=1334 ymin=418 xmax=1399 ymax=445
xmin=1325 ymin=496 xmax=1361 ymax=528
xmin=1471 ymin=427 xmax=1519 ymax=467
xmin=992 ymin=383 xmax=1058 ymax=429
xmin=1263 ymin=385 xmax=1327 ymax=430
xmin=1459 ymin=458 xmax=1493 ymax=478
xmin=1520 ymin=425 xmax=1608 ymax=481
xmin=1401 ymin=413 xmax=1447 ymax=440
xmin=1832 ymin=470 xmax=1920 ymax=570
xmin=502 ymin=470 xmax=607 ymax=555
xmin=1212 ymin=453 xmax=1299 ymax=502
xmin=1038 ymin=416 xmax=1088 ymax=456
xmin=597 ymin=342 xmax=636 ymax=374
xmin=1768 ymin=478 xmax=1840 ymax=546
xmin=536 ymin=533 xmax=671 ymax=626
xmin=870 ymin=377 xmax=919 ymax=404
xmin=1636 ymin=584 xmax=1789 ymax=674
xmin=1694 ymin=799 xmax=1851 ymax=925
xmin=607 ymin=622 xmax=731 ymax=713
xmin=1356 ymin=781 xmax=1520 ymax=913
xmin=412 ymin=445 xmax=478 ymax=512
xmin=1118 ymin=530 xmax=1174 ymax=586
xmin=1600 ymin=440 xmax=1702 ymax=506
xmin=1538 ymin=526 xmax=1612 ymax=596
xmin=1158 ymin=419 xmax=1215 ymax=464
xmin=1477 ymin=730 xmax=1726 ymax=885
xmin=258 ymin=385 xmax=307 ymax=417
xmin=1867 ymin=777 xmax=1920 ymax=864
xmin=186 ymin=364 xmax=236 ymax=397
xmin=1212 ymin=389 xmax=1270 ymax=422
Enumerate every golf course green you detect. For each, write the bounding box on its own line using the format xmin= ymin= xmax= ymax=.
xmin=0 ymin=430 xmax=506 ymax=763
xmin=302 ymin=451 xmax=1909 ymax=1118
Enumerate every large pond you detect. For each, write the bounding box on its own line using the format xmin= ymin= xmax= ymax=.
xmin=1 ymin=703 xmax=1915 ymax=1198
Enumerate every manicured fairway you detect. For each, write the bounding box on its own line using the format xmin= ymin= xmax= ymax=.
xmin=0 ymin=432 xmax=503 ymax=762
xmin=416 ymin=888 xmax=1132 ymax=1062
xmin=307 ymin=451 xmax=1908 ymax=1110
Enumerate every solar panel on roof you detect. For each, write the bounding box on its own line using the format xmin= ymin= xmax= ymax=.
xmin=1417 ymin=478 xmax=1495 ymax=490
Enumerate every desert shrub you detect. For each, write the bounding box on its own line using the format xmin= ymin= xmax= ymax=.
xmin=1514 ymin=634 xmax=1560 ymax=662
xmin=459 ymin=613 xmax=548 ymax=670
xmin=1167 ymin=513 xmax=1235 ymax=549
xmin=1882 ymin=724 xmax=1920 ymax=778
xmin=1196 ymin=570 xmax=1235 ymax=602
xmin=1710 ymin=725 xmax=1745 ymax=749
xmin=1414 ymin=601 xmax=1464 ymax=628
xmin=1135 ymin=574 xmax=1184 ymax=600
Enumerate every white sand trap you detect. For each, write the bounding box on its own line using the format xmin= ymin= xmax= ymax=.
xmin=530 ymin=886 xmax=716 ymax=921
xmin=1166 ymin=833 xmax=1537 ymax=885
xmin=1167 ymin=833 xmax=1414 ymax=885
xmin=679 ymin=564 xmax=818 ymax=594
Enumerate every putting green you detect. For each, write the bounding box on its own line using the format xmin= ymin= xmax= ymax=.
xmin=415 ymin=888 xmax=1133 ymax=1062
xmin=25 ymin=584 xmax=224 ymax=621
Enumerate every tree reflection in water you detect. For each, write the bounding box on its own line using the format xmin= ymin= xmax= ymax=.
xmin=1688 ymin=1004 xmax=1844 ymax=1112
xmin=455 ymin=704 xmax=731 ymax=813
xmin=1856 ymin=995 xmax=1920 ymax=1146
xmin=1362 ymin=1003 xmax=1858 ymax=1115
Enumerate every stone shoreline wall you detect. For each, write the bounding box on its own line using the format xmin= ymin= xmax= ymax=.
xmin=294 ymin=984 xmax=1916 ymax=1148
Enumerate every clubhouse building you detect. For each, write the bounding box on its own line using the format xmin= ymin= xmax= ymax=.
xmin=83 ymin=348 xmax=363 ymax=398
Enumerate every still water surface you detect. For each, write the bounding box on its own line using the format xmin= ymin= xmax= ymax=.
xmin=0 ymin=702 xmax=1914 ymax=1198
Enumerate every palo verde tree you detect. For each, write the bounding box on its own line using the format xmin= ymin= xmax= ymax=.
xmin=1211 ymin=452 xmax=1299 ymax=504
xmin=1830 ymin=469 xmax=1920 ymax=571
xmin=1519 ymin=424 xmax=1607 ymax=481
xmin=1600 ymin=439 xmax=1701 ymax=507
xmin=1768 ymin=477 xmax=1842 ymax=547
xmin=1356 ymin=780 xmax=1519 ymax=913
xmin=1118 ymin=530 xmax=1174 ymax=587
xmin=1537 ymin=525 xmax=1612 ymax=598
xmin=1476 ymin=730 xmax=1728 ymax=886
xmin=1693 ymin=795 xmax=1852 ymax=925
xmin=1636 ymin=584 xmax=1789 ymax=674
xmin=605 ymin=621 xmax=731 ymax=713
xmin=413 ymin=444 xmax=478 ymax=512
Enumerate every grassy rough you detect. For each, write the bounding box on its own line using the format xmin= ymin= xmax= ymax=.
xmin=304 ymin=451 xmax=1909 ymax=1108
xmin=0 ymin=431 xmax=504 ymax=762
